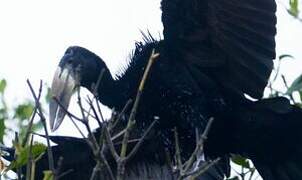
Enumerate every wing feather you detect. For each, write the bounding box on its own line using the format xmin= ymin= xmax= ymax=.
xmin=161 ymin=0 xmax=277 ymax=98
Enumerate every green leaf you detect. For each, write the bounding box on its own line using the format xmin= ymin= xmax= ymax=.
xmin=289 ymin=0 xmax=299 ymax=17
xmin=231 ymin=155 xmax=250 ymax=169
xmin=286 ymin=74 xmax=302 ymax=94
xmin=0 ymin=79 xmax=6 ymax=94
xmin=9 ymin=142 xmax=47 ymax=169
xmin=31 ymin=143 xmax=47 ymax=158
xmin=14 ymin=102 xmax=34 ymax=120
xmin=43 ymin=170 xmax=54 ymax=180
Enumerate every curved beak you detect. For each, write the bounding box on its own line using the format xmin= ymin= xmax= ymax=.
xmin=49 ymin=65 xmax=76 ymax=131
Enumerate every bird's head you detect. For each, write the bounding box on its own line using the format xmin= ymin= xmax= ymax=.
xmin=49 ymin=46 xmax=113 ymax=131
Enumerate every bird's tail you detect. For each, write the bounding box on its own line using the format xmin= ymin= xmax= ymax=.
xmin=207 ymin=96 xmax=302 ymax=180
xmin=231 ymin=97 xmax=302 ymax=180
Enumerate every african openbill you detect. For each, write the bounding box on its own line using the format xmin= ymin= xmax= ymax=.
xmin=48 ymin=0 xmax=302 ymax=179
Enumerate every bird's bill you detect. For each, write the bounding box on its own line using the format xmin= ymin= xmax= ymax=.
xmin=49 ymin=65 xmax=76 ymax=131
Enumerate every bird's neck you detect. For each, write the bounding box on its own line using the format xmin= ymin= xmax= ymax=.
xmin=86 ymin=72 xmax=127 ymax=110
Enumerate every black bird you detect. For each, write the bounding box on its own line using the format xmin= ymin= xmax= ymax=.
xmin=6 ymin=126 xmax=225 ymax=180
xmin=48 ymin=0 xmax=302 ymax=180
xmin=46 ymin=42 xmax=228 ymax=180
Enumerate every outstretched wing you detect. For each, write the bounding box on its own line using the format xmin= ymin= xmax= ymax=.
xmin=161 ymin=0 xmax=277 ymax=98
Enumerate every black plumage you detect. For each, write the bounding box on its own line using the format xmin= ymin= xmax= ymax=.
xmin=6 ymin=0 xmax=302 ymax=179
xmin=16 ymin=125 xmax=226 ymax=180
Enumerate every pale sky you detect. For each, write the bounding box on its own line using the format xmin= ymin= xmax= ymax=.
xmin=0 ymin=0 xmax=301 ymax=135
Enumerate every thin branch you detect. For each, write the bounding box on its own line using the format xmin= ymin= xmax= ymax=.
xmin=281 ymin=75 xmax=296 ymax=103
xmin=188 ymin=158 xmax=221 ymax=179
xmin=26 ymin=135 xmax=34 ymax=180
xmin=52 ymin=96 xmax=86 ymax=139
xmin=22 ymin=81 xmax=43 ymax=147
xmin=104 ymin=127 xmax=120 ymax=161
xmin=183 ymin=118 xmax=214 ymax=173
xmin=111 ymin=129 xmax=126 ymax=141
xmin=14 ymin=132 xmax=22 ymax=180
xmin=67 ymin=114 xmax=86 ymax=139
xmin=52 ymin=96 xmax=84 ymax=123
xmin=56 ymin=169 xmax=74 ymax=180
xmin=110 ymin=99 xmax=133 ymax=131
xmin=86 ymin=97 xmax=102 ymax=128
xmin=27 ymin=79 xmax=55 ymax=173
xmin=76 ymin=88 xmax=99 ymax=151
xmin=174 ymin=118 xmax=215 ymax=180
xmin=89 ymin=162 xmax=101 ymax=180
xmin=91 ymin=68 xmax=106 ymax=123
xmin=120 ymin=49 xmax=159 ymax=159
xmin=174 ymin=128 xmax=183 ymax=176
xmin=125 ymin=120 xmax=157 ymax=161
xmin=100 ymin=147 xmax=115 ymax=180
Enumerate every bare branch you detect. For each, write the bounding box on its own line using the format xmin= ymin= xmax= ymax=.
xmin=104 ymin=127 xmax=119 ymax=161
xmin=22 ymin=80 xmax=42 ymax=147
xmin=110 ymin=99 xmax=133 ymax=131
xmin=27 ymin=79 xmax=55 ymax=173
xmin=120 ymin=49 xmax=159 ymax=159
xmin=125 ymin=120 xmax=157 ymax=162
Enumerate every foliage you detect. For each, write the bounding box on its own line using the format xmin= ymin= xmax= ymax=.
xmin=0 ymin=78 xmax=47 ymax=179
xmin=289 ymin=0 xmax=300 ymax=18
xmin=0 ymin=79 xmax=43 ymax=143
xmin=8 ymin=142 xmax=46 ymax=169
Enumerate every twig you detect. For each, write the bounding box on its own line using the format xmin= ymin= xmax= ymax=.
xmin=74 ymin=88 xmax=115 ymax=180
xmin=188 ymin=158 xmax=220 ymax=179
xmin=14 ymin=132 xmax=22 ymax=180
xmin=86 ymin=97 xmax=102 ymax=128
xmin=110 ymin=99 xmax=133 ymax=131
xmin=125 ymin=120 xmax=157 ymax=162
xmin=89 ymin=162 xmax=102 ymax=180
xmin=26 ymin=135 xmax=34 ymax=180
xmin=26 ymin=79 xmax=55 ymax=173
xmin=174 ymin=128 xmax=183 ymax=175
xmin=53 ymin=89 xmax=109 ymax=180
xmin=120 ymin=49 xmax=159 ymax=159
xmin=76 ymin=88 xmax=98 ymax=151
xmin=281 ymin=75 xmax=296 ymax=103
xmin=56 ymin=169 xmax=74 ymax=180
xmin=104 ymin=127 xmax=119 ymax=161
xmin=52 ymin=96 xmax=86 ymax=139
xmin=175 ymin=118 xmax=215 ymax=180
xmin=89 ymin=127 xmax=115 ymax=180
xmin=184 ymin=118 xmax=214 ymax=172
xmin=100 ymin=146 xmax=115 ymax=180
xmin=91 ymin=68 xmax=106 ymax=123
xmin=22 ymin=81 xmax=43 ymax=147
xmin=52 ymin=96 xmax=84 ymax=123
xmin=117 ymin=50 xmax=159 ymax=180
xmin=111 ymin=129 xmax=126 ymax=141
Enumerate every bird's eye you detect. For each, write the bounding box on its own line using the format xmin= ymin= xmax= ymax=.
xmin=65 ymin=48 xmax=74 ymax=56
